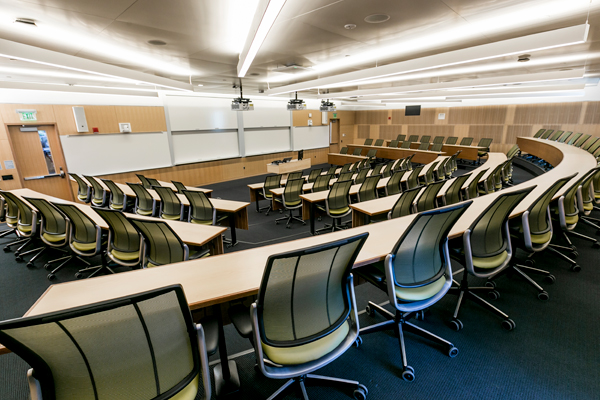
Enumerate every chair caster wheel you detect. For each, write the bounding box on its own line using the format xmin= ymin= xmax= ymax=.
xmin=488 ymin=290 xmax=500 ymax=300
xmin=365 ymin=305 xmax=375 ymax=316
xmin=75 ymin=272 xmax=83 ymax=279
xmin=448 ymin=346 xmax=459 ymax=358
xmin=544 ymin=274 xmax=556 ymax=284
xmin=286 ymin=225 xmax=291 ymax=229
xmin=570 ymin=245 xmax=577 ymax=251
xmin=537 ymin=291 xmax=549 ymax=301
xmin=570 ymin=264 xmax=581 ymax=272
xmin=15 ymin=255 xmax=23 ymax=262
xmin=501 ymin=319 xmax=516 ymax=331
xmin=401 ymin=366 xmax=415 ymax=382
xmin=594 ymin=242 xmax=600 ymax=248
xmin=570 ymin=251 xmax=579 ymax=258
xmin=449 ymin=318 xmax=463 ymax=331
xmin=47 ymin=273 xmax=56 ymax=281
xmin=354 ymin=336 xmax=363 ymax=348
xmin=353 ymin=384 xmax=368 ymax=400
xmin=14 ymin=251 xmax=20 ymax=257
xmin=26 ymin=262 xmax=34 ymax=268
xmin=524 ymin=259 xmax=535 ymax=267
xmin=3 ymin=246 xmax=10 ymax=252
xmin=44 ymin=264 xmax=51 ymax=270
xmin=485 ymin=281 xmax=496 ymax=289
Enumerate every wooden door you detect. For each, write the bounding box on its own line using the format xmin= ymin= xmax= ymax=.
xmin=329 ymin=119 xmax=340 ymax=153
xmin=7 ymin=124 xmax=74 ymax=200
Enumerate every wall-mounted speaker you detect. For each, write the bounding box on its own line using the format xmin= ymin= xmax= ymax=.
xmin=72 ymin=106 xmax=89 ymax=132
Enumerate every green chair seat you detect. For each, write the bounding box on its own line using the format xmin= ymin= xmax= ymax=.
xmin=584 ymin=202 xmax=593 ymax=211
xmin=6 ymin=217 xmax=17 ymax=224
xmin=78 ymin=194 xmax=88 ymax=201
xmin=111 ymin=249 xmax=140 ymax=261
xmin=92 ymin=198 xmax=104 ymax=205
xmin=395 ymin=276 xmax=446 ymax=301
xmin=565 ymin=214 xmax=579 ymax=225
xmin=261 ymin=321 xmax=349 ymax=365
xmin=72 ymin=241 xmax=97 ymax=252
xmin=329 ymin=206 xmax=350 ymax=215
xmin=136 ymin=209 xmax=153 ymax=216
xmin=191 ymin=218 xmax=212 ymax=225
xmin=162 ymin=214 xmax=181 ymax=220
xmin=18 ymin=225 xmax=32 ymax=233
xmin=530 ymin=231 xmax=552 ymax=244
xmin=42 ymin=232 xmax=66 ymax=243
xmin=109 ymin=203 xmax=124 ymax=210
xmin=472 ymin=251 xmax=508 ymax=269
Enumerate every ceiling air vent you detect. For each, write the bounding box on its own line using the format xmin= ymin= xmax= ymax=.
xmin=14 ymin=18 xmax=37 ymax=26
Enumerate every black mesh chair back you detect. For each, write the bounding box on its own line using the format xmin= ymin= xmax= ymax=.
xmin=83 ymin=175 xmax=106 ymax=207
xmin=326 ymin=166 xmax=337 ymax=175
xmin=0 ymin=285 xmax=209 ymax=400
xmin=390 ymin=140 xmax=399 ymax=148
xmin=256 ymin=233 xmax=367 ymax=362
xmin=435 ymin=158 xmax=450 ymax=181
xmin=307 ymin=168 xmax=322 ymax=183
xmin=540 ymin=130 xmax=554 ymax=139
xmin=400 ymin=141 xmax=412 ymax=149
xmin=94 ymin=208 xmax=141 ymax=266
xmin=101 ymin=179 xmax=126 ymax=210
xmin=282 ymin=179 xmax=303 ymax=207
xmin=397 ymin=134 xmax=406 ymax=141
xmin=52 ymin=203 xmax=100 ymax=255
xmin=70 ymin=173 xmax=91 ymax=203
xmin=533 ymin=129 xmax=546 ymax=138
xmin=183 ymin=190 xmax=215 ymax=225
xmin=171 ymin=181 xmax=188 ymax=193
xmin=313 ymin=174 xmax=332 ymax=192
xmin=263 ymin=175 xmax=282 ymax=201
xmin=567 ymin=132 xmax=582 ymax=145
xmin=419 ymin=135 xmax=431 ymax=143
xmin=406 ymin=166 xmax=424 ymax=190
xmin=22 ymin=198 xmax=66 ymax=241
xmin=287 ymin=172 xmax=303 ymax=181
xmin=127 ymin=183 xmax=155 ymax=216
xmin=445 ymin=137 xmax=458 ymax=144
xmin=338 ymin=172 xmax=354 ymax=183
xmin=407 ymin=135 xmax=419 ymax=142
xmin=388 ymin=187 xmax=421 ymax=219
xmin=582 ymin=137 xmax=599 ymax=151
xmin=352 ymin=148 xmax=363 ymax=156
xmin=366 ymin=149 xmax=378 ymax=158
xmin=557 ymin=131 xmax=573 ymax=143
xmin=389 ymin=202 xmax=471 ymax=293
xmin=560 ymin=167 xmax=600 ymax=226
xmin=374 ymin=139 xmax=384 ymax=146
xmin=574 ymin=133 xmax=591 ymax=148
xmin=386 ymin=170 xmax=407 ymax=196
xmin=466 ymin=169 xmax=488 ymax=199
xmin=506 ymin=144 xmax=520 ymax=160
xmin=129 ymin=218 xmax=188 ymax=268
xmin=364 ymin=138 xmax=373 ymax=145
xmin=431 ymin=143 xmax=443 ymax=152
xmin=549 ymin=130 xmax=564 ymax=141
xmin=0 ymin=191 xmax=36 ymax=234
xmin=403 ymin=154 xmax=415 ymax=171
xmin=422 ymin=161 xmax=439 ymax=185
xmin=2 ymin=193 xmax=18 ymax=227
xmin=136 ymin=174 xmax=152 ymax=189
xmin=371 ymin=164 xmax=384 ymax=176
xmin=467 ymin=187 xmax=534 ymax=265
xmin=326 ymin=180 xmax=353 ymax=214
xmin=586 ymin=137 xmax=600 ymax=154
xmin=459 ymin=137 xmax=473 ymax=146
xmin=417 ymin=142 xmax=430 ymax=150
xmin=354 ymin=168 xmax=369 ymax=185
xmin=433 ymin=136 xmax=445 ymax=144
xmin=147 ymin=178 xmax=161 ymax=187
xmin=357 ymin=175 xmax=380 ymax=202
xmin=382 ymin=161 xmax=395 ymax=178
xmin=153 ymin=186 xmax=183 ymax=220
xmin=340 ymin=163 xmax=352 ymax=174
xmin=444 ymin=173 xmax=471 ymax=205
xmin=339 ymin=147 xmax=348 ymax=154
xmin=477 ymin=138 xmax=493 ymax=150
xmin=415 ymin=180 xmax=446 ymax=212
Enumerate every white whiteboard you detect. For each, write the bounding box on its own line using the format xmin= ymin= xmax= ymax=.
xmin=293 ymin=126 xmax=329 ymax=150
xmin=165 ymin=95 xmax=238 ymax=131
xmin=245 ymin=128 xmax=290 ymax=156
xmin=61 ymin=132 xmax=172 ymax=176
xmin=173 ymin=131 xmax=239 ymax=164
xmin=242 ymin=99 xmax=290 ymax=128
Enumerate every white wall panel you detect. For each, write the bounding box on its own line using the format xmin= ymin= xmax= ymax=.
xmin=172 ymin=131 xmax=239 ymax=164
xmin=293 ymin=126 xmax=329 ymax=150
xmin=244 ymin=128 xmax=290 ymax=156
xmin=166 ymin=95 xmax=238 ymax=131
xmin=242 ymin=99 xmax=290 ymax=128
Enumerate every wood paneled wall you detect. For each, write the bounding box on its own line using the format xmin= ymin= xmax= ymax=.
xmin=98 ymin=148 xmax=330 ymax=187
xmin=348 ymin=102 xmax=600 ymax=153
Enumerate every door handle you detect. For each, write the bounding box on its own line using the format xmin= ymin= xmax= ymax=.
xmin=59 ymin=167 xmax=66 ymax=178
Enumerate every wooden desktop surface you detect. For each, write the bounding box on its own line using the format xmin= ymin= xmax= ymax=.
xmin=328 ymin=153 xmax=367 ymax=166
xmin=1 ymin=137 xmax=593 ymax=358
xmin=383 ymin=141 xmax=486 ymax=161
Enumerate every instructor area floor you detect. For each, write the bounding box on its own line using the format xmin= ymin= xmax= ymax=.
xmin=0 ymin=162 xmax=599 ymax=399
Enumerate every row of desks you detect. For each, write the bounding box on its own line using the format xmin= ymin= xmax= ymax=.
xmin=1 ymin=137 xmax=594 ymax=396
xmin=384 ymin=141 xmax=486 ymax=161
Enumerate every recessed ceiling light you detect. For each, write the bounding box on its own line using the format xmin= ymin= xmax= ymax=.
xmin=364 ymin=14 xmax=390 ymax=24
xmin=344 ymin=24 xmax=357 ymax=30
xmin=147 ymin=40 xmax=167 ymax=46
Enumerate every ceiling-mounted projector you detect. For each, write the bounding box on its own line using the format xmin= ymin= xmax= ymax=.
xmin=320 ymin=100 xmax=336 ymax=112
xmin=231 ymin=97 xmax=254 ymax=111
xmin=287 ymin=98 xmax=306 ymax=110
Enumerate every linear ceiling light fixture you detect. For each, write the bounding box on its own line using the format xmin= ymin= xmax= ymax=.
xmin=238 ymin=0 xmax=286 ymax=77
xmin=266 ymin=24 xmax=589 ymax=95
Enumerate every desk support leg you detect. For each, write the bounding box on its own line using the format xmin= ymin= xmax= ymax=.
xmin=229 ymin=216 xmax=238 ymax=247
xmin=213 ymin=304 xmax=240 ymax=398
xmin=310 ymin=203 xmax=316 ymax=235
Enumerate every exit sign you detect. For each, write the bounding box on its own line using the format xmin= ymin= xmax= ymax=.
xmin=16 ymin=109 xmax=37 ymax=122
xmin=333 ymin=113 xmax=337 ymax=118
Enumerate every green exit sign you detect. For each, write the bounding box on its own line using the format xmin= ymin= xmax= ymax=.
xmin=333 ymin=113 xmax=337 ymax=118
xmin=17 ymin=109 xmax=37 ymax=122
